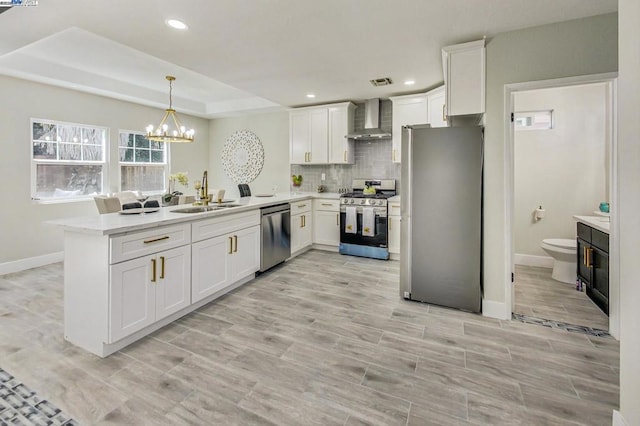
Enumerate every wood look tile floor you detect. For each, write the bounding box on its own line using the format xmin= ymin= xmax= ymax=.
xmin=513 ymin=265 xmax=609 ymax=331
xmin=0 ymin=250 xmax=619 ymax=425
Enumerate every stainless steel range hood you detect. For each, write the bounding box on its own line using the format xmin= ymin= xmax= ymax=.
xmin=346 ymin=99 xmax=392 ymax=140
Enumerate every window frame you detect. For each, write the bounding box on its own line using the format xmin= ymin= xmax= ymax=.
xmin=30 ymin=118 xmax=109 ymax=203
xmin=118 ymin=129 xmax=170 ymax=195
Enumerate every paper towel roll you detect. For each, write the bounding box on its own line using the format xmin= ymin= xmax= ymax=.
xmin=534 ymin=207 xmax=546 ymax=221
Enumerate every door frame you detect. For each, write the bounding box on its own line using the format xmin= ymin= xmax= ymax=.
xmin=503 ymin=72 xmax=619 ymax=339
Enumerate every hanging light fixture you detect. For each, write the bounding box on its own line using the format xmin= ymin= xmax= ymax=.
xmin=146 ymin=75 xmax=195 ymax=143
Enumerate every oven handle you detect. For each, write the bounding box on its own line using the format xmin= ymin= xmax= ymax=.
xmin=339 ymin=207 xmax=387 ymax=217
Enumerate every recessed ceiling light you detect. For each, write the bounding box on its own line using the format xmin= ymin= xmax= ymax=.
xmin=166 ymin=19 xmax=188 ymax=30
xmin=404 ymin=80 xmax=416 ymax=86
xmin=306 ymin=93 xmax=316 ymax=98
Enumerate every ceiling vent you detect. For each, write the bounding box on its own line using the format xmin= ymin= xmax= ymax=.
xmin=370 ymin=77 xmax=393 ymax=87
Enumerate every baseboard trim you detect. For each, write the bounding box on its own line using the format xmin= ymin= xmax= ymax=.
xmin=0 ymin=252 xmax=64 ymax=276
xmin=514 ymin=253 xmax=553 ymax=268
xmin=482 ymin=299 xmax=510 ymax=320
xmin=613 ymin=410 xmax=627 ymax=426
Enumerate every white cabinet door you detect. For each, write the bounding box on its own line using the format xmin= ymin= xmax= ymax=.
xmin=291 ymin=213 xmax=312 ymax=253
xmin=427 ymin=89 xmax=447 ymax=128
xmin=155 ymin=245 xmax=191 ymax=321
xmin=328 ymin=104 xmax=355 ymax=164
xmin=443 ymin=40 xmax=485 ymax=117
xmin=390 ymin=94 xmax=428 ymax=164
xmin=314 ymin=210 xmax=340 ymax=246
xmin=229 ymin=225 xmax=260 ymax=283
xmin=109 ymin=255 xmax=156 ymax=343
xmin=290 ymin=110 xmax=310 ymax=164
xmin=192 ymin=235 xmax=230 ymax=303
xmin=388 ymin=215 xmax=401 ymax=254
xmin=309 ymin=108 xmax=328 ymax=164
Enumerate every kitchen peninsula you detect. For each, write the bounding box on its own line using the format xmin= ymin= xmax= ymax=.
xmin=50 ymin=192 xmax=338 ymax=357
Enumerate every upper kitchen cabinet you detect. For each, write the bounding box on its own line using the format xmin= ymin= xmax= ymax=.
xmin=427 ymin=86 xmax=447 ymax=128
xmin=442 ymin=39 xmax=485 ymax=118
xmin=290 ymin=102 xmax=355 ymax=165
xmin=389 ymin=93 xmax=428 ymax=164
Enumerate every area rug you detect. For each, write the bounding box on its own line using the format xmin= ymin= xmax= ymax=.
xmin=512 ymin=313 xmax=610 ymax=338
xmin=0 ymin=368 xmax=77 ymax=425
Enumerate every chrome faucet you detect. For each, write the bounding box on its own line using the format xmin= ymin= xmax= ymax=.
xmin=200 ymin=170 xmax=209 ymax=206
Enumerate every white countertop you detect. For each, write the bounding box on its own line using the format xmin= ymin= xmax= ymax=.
xmin=48 ymin=192 xmax=339 ymax=236
xmin=574 ymin=215 xmax=610 ymax=234
xmin=388 ymin=195 xmax=400 ymax=203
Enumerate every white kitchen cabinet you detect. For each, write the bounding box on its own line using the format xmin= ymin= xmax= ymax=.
xmin=328 ymin=103 xmax=355 ymax=164
xmin=109 ymin=244 xmax=191 ymax=343
xmin=191 ymin=211 xmax=260 ymax=303
xmin=442 ymin=39 xmax=485 ymax=117
xmin=389 ymin=93 xmax=428 ymax=164
xmin=313 ymin=199 xmax=341 ymax=247
xmin=427 ymin=86 xmax=447 ymax=128
xmin=291 ymin=200 xmax=312 ymax=254
xmin=290 ymin=102 xmax=354 ymax=164
xmin=388 ymin=200 xmax=401 ymax=255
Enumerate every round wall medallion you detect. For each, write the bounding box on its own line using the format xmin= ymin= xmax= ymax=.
xmin=221 ymin=130 xmax=264 ymax=184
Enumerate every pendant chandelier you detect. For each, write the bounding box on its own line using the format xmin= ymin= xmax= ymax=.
xmin=146 ymin=75 xmax=195 ymax=143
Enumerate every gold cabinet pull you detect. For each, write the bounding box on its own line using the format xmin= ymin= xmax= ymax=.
xmin=300 ymin=215 xmax=304 ymax=228
xmin=151 ymin=258 xmax=157 ymax=283
xmin=442 ymin=104 xmax=447 ymax=122
xmin=393 ymin=149 xmax=396 ymax=162
xmin=583 ymin=247 xmax=587 ymax=266
xmin=321 ymin=203 xmax=332 ymax=206
xmin=343 ymin=150 xmax=347 ymax=162
xmin=336 ymin=213 xmax=339 ymax=226
xmin=233 ymin=235 xmax=238 ymax=253
xmin=160 ymin=256 xmax=165 ymax=279
xmin=586 ymin=248 xmax=592 ymax=268
xmin=298 ymin=204 xmax=307 ymax=208
xmin=389 ymin=219 xmax=392 ymax=231
xmin=228 ymin=236 xmax=233 ymax=254
xmin=144 ymin=236 xmax=170 ymax=244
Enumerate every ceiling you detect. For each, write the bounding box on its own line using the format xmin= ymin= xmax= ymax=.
xmin=0 ymin=0 xmax=617 ymax=118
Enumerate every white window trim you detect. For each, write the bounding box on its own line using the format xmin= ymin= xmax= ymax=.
xmin=31 ymin=118 xmax=109 ymax=203
xmin=118 ymin=129 xmax=170 ymax=195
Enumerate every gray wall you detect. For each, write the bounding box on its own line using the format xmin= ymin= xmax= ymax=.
xmin=618 ymin=0 xmax=640 ymax=423
xmin=0 ymin=75 xmax=210 ymax=264
xmin=208 ymin=111 xmax=291 ymax=198
xmin=483 ymin=13 xmax=618 ymax=303
xmin=514 ymin=83 xmax=609 ymax=258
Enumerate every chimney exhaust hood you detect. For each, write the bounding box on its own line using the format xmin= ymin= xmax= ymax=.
xmin=346 ymin=99 xmax=392 ymax=140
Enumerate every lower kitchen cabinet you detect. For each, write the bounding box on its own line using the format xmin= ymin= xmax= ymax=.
xmin=109 ymin=245 xmax=191 ymax=343
xmin=576 ymin=222 xmax=609 ymax=315
xmin=192 ymin=225 xmax=260 ymax=303
xmin=291 ymin=200 xmax=313 ymax=254
xmin=313 ymin=199 xmax=340 ymax=247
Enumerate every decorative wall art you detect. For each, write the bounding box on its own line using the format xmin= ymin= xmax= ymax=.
xmin=221 ymin=130 xmax=265 ymax=184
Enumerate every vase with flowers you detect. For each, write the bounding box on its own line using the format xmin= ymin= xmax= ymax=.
xmin=163 ymin=172 xmax=189 ymax=205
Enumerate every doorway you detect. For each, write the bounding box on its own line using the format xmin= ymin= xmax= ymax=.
xmin=504 ymin=73 xmax=618 ymax=337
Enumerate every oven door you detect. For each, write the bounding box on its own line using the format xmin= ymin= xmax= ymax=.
xmin=339 ymin=206 xmax=388 ymax=248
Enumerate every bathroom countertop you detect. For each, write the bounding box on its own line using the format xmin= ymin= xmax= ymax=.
xmin=574 ymin=215 xmax=610 ymax=234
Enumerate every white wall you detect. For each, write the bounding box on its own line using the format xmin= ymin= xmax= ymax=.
xmin=208 ymin=111 xmax=290 ymax=199
xmin=514 ymin=84 xmax=608 ymax=258
xmin=483 ymin=13 xmax=618 ymax=305
xmin=0 ymin=75 xmax=209 ymax=265
xmin=617 ymin=0 xmax=640 ymax=424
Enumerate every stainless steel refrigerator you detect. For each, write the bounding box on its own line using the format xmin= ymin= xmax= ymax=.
xmin=400 ymin=124 xmax=483 ymax=312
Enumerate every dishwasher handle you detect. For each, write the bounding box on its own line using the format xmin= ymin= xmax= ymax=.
xmin=261 ymin=203 xmax=290 ymax=216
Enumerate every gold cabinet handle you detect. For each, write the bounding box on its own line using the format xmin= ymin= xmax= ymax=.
xmin=393 ymin=149 xmax=396 ymax=162
xmin=298 ymin=204 xmax=307 ymax=208
xmin=442 ymin=104 xmax=447 ymax=122
xmin=586 ymin=248 xmax=592 ymax=268
xmin=300 ymin=215 xmax=304 ymax=228
xmin=321 ymin=203 xmax=332 ymax=206
xmin=151 ymin=258 xmax=157 ymax=283
xmin=343 ymin=150 xmax=347 ymax=162
xmin=583 ymin=247 xmax=587 ymax=266
xmin=336 ymin=213 xmax=339 ymax=226
xmin=389 ymin=218 xmax=392 ymax=231
xmin=160 ymin=256 xmax=165 ymax=279
xmin=228 ymin=236 xmax=233 ymax=254
xmin=144 ymin=236 xmax=170 ymax=244
xmin=233 ymin=235 xmax=238 ymax=253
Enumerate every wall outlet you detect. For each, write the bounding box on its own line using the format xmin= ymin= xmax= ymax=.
xmin=403 ymin=291 xmax=410 ymax=299
xmin=321 ymin=173 xmax=326 ymax=181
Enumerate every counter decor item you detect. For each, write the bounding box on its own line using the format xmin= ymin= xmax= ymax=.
xmin=222 ymin=130 xmax=264 ymax=184
xmin=316 ymin=184 xmax=325 ymax=193
xmin=599 ymin=202 xmax=610 ymax=213
xmin=292 ymin=174 xmax=303 ymax=193
xmin=163 ymin=172 xmax=189 ymax=205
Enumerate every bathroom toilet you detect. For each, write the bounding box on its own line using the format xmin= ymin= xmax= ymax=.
xmin=541 ymin=238 xmax=577 ymax=284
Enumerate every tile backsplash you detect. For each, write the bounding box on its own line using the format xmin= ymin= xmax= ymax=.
xmin=290 ymin=100 xmax=401 ymax=193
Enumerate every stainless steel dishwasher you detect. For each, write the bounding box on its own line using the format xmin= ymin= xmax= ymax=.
xmin=260 ymin=203 xmax=291 ymax=272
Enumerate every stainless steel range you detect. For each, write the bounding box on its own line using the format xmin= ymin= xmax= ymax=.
xmin=339 ymin=179 xmax=396 ymax=260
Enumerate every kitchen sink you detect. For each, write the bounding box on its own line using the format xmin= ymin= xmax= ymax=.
xmin=172 ymin=204 xmax=241 ymax=213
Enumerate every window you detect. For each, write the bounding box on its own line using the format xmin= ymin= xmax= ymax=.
xmin=31 ymin=119 xmax=107 ymax=201
xmin=514 ymin=110 xmax=553 ymax=130
xmin=119 ymin=131 xmax=168 ymax=193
